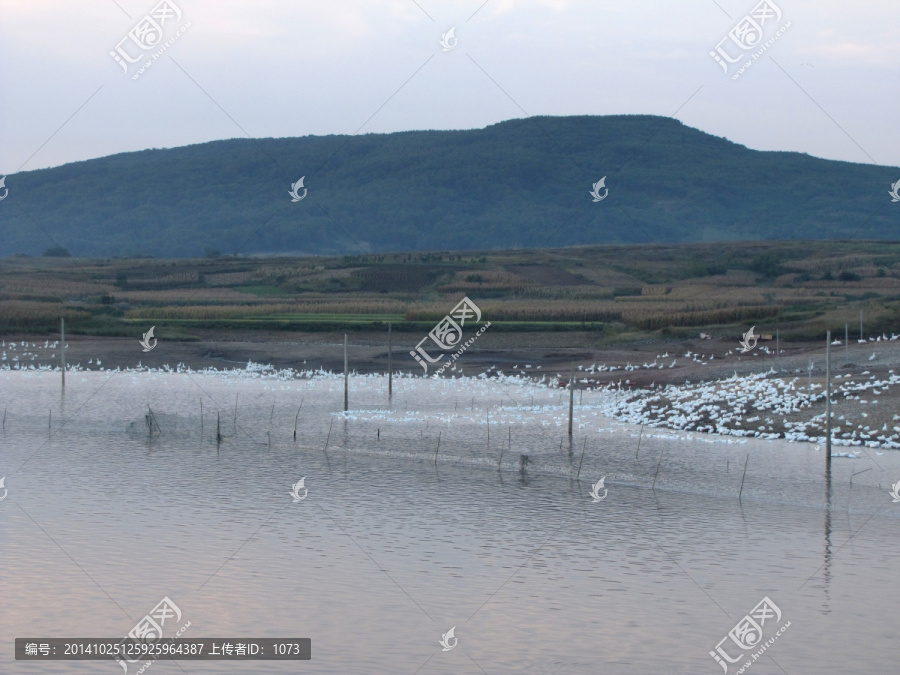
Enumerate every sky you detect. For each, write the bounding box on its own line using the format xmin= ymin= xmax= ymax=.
xmin=0 ymin=0 xmax=898 ymax=174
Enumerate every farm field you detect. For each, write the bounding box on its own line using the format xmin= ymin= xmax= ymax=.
xmin=2 ymin=240 xmax=899 ymax=343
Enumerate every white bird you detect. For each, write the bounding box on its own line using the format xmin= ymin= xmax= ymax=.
xmin=869 ymin=352 xmax=876 ymax=361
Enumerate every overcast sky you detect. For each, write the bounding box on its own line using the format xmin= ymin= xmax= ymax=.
xmin=1 ymin=0 xmax=898 ymax=174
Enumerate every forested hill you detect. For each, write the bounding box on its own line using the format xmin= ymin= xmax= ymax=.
xmin=1 ymin=115 xmax=897 ymax=258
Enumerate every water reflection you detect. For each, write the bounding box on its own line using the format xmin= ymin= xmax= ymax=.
xmin=823 ymin=461 xmax=833 ymax=613
xmin=0 ymin=371 xmax=898 ymax=673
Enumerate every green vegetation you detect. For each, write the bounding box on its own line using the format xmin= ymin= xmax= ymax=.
xmin=1 ymin=115 xmax=896 ymax=258
xmin=1 ymin=241 xmax=899 ymax=342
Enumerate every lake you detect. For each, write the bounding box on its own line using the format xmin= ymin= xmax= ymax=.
xmin=1 ymin=368 xmax=898 ymax=673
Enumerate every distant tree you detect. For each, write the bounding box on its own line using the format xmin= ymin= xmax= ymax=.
xmin=42 ymin=245 xmax=71 ymax=257
xmin=204 ymin=247 xmax=222 ymax=258
xmin=838 ymin=271 xmax=861 ymax=282
xmin=749 ymin=251 xmax=784 ymax=278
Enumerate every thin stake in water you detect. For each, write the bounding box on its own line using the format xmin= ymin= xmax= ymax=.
xmin=434 ymin=431 xmax=442 ymax=465
xmin=776 ymin=328 xmax=780 ymax=370
xmin=635 ymin=423 xmax=644 ymax=458
xmin=738 ymin=453 xmax=750 ymax=500
xmin=568 ymin=363 xmax=575 ymax=437
xmin=343 ymin=334 xmax=349 ymax=412
xmin=60 ymin=317 xmax=65 ymax=389
xmin=324 ymin=418 xmax=333 ymax=452
xmin=652 ymin=448 xmax=664 ymax=490
xmin=576 ymin=438 xmax=587 ymax=479
xmin=845 ymin=323 xmax=849 ymax=361
xmin=293 ymin=398 xmax=304 ymax=442
xmin=826 ymin=330 xmax=832 ymax=471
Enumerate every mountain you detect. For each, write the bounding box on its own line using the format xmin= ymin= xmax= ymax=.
xmin=1 ymin=115 xmax=897 ymax=258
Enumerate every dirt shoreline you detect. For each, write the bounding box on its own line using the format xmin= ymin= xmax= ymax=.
xmin=5 ymin=330 xmax=898 ymax=385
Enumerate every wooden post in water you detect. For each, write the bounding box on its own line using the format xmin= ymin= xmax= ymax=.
xmin=844 ymin=323 xmax=849 ymax=361
xmin=826 ymin=330 xmax=832 ymax=472
xmin=576 ymin=438 xmax=587 ymax=479
xmin=776 ymin=329 xmax=780 ymax=370
xmin=738 ymin=453 xmax=750 ymax=501
xmin=387 ymin=322 xmax=393 ymax=399
xmin=324 ymin=418 xmax=333 ymax=452
xmin=293 ymin=401 xmax=303 ymax=442
xmin=60 ymin=317 xmax=65 ymax=388
xmin=859 ymin=308 xmax=863 ymax=341
xmin=568 ymin=363 xmax=575 ymax=437
xmin=652 ymin=448 xmax=664 ymax=490
xmin=343 ymin=334 xmax=349 ymax=412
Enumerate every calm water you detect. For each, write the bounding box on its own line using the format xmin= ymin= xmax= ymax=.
xmin=1 ymin=369 xmax=899 ymax=673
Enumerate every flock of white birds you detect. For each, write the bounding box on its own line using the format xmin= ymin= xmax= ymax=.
xmin=604 ymin=368 xmax=900 ymax=449
xmin=2 ymin=336 xmax=899 ymax=451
